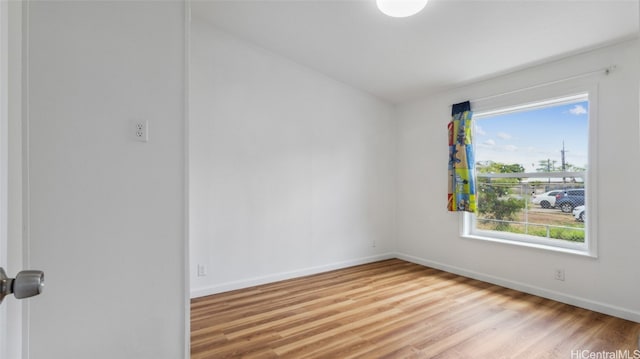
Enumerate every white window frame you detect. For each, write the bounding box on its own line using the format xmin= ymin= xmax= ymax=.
xmin=460 ymin=80 xmax=598 ymax=258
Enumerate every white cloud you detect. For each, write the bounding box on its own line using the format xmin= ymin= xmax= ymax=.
xmin=504 ymin=145 xmax=518 ymax=152
xmin=497 ymin=132 xmax=512 ymax=140
xmin=475 ymin=125 xmax=486 ymax=136
xmin=483 ymin=139 xmax=495 ymax=146
xmin=569 ymin=104 xmax=587 ymax=115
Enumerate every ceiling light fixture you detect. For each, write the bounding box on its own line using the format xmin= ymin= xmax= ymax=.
xmin=376 ymin=0 xmax=428 ymax=18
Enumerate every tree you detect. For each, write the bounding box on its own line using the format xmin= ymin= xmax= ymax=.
xmin=479 ymin=161 xmax=526 ymax=175
xmin=562 ymin=162 xmax=586 ymax=172
xmin=534 ymin=158 xmax=585 ymax=183
xmin=536 ymin=159 xmax=557 ymax=172
xmin=535 ymin=159 xmax=585 ymax=173
xmin=476 ymin=161 xmax=526 ymax=230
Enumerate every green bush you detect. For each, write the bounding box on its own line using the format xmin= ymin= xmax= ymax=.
xmin=477 ymin=186 xmax=526 ymax=230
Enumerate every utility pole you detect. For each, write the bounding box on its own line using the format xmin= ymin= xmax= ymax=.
xmin=560 ymin=141 xmax=568 ymax=183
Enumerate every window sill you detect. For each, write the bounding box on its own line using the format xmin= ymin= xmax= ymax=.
xmin=461 ymin=233 xmax=597 ymax=258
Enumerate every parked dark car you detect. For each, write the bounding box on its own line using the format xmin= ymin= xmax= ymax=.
xmin=555 ymin=189 xmax=585 ymax=213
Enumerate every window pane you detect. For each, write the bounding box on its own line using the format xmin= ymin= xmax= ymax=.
xmin=472 ymin=96 xmax=589 ymax=247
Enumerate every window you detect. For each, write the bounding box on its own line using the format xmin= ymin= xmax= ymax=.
xmin=462 ymin=91 xmax=596 ymax=257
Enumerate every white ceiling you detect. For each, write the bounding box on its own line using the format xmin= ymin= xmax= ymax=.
xmin=192 ymin=0 xmax=639 ymax=104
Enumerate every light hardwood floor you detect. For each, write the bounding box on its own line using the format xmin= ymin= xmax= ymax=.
xmin=191 ymin=259 xmax=640 ymax=358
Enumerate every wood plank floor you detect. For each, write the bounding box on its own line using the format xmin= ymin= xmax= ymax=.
xmin=191 ymin=259 xmax=640 ymax=358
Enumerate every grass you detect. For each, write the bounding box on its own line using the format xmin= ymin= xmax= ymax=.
xmin=477 ymin=209 xmax=585 ymax=243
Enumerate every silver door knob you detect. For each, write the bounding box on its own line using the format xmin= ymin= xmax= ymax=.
xmin=13 ymin=270 xmax=45 ymax=299
xmin=0 ymin=267 xmax=45 ymax=304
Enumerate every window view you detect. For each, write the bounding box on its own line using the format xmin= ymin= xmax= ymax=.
xmin=470 ymin=94 xmax=590 ymax=249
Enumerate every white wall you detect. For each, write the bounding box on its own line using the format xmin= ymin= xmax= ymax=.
xmin=25 ymin=2 xmax=186 ymax=358
xmin=190 ymin=19 xmax=396 ymax=297
xmin=397 ymin=39 xmax=640 ymax=322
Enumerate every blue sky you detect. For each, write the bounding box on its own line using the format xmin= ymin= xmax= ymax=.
xmin=474 ymin=101 xmax=589 ymax=172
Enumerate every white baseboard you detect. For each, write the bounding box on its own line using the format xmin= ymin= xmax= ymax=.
xmin=395 ymin=252 xmax=640 ymax=324
xmin=190 ymin=253 xmax=396 ymax=298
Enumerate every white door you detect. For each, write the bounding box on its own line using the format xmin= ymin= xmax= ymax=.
xmin=0 ymin=0 xmax=10 ymax=355
xmin=1 ymin=2 xmax=37 ymax=359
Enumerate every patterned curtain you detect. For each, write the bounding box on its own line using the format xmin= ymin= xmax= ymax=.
xmin=448 ymin=101 xmax=476 ymax=212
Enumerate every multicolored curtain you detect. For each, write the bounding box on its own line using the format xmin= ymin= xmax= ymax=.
xmin=448 ymin=101 xmax=476 ymax=212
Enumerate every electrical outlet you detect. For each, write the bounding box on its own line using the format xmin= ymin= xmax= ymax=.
xmin=134 ymin=120 xmax=149 ymax=142
xmin=554 ymin=269 xmax=565 ymax=281
xmin=372 ymin=240 xmax=377 ymax=248
xmin=197 ymin=264 xmax=207 ymax=277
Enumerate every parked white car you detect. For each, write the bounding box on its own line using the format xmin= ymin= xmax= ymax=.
xmin=531 ymin=190 xmax=563 ymax=209
xmin=573 ymin=205 xmax=585 ymax=222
